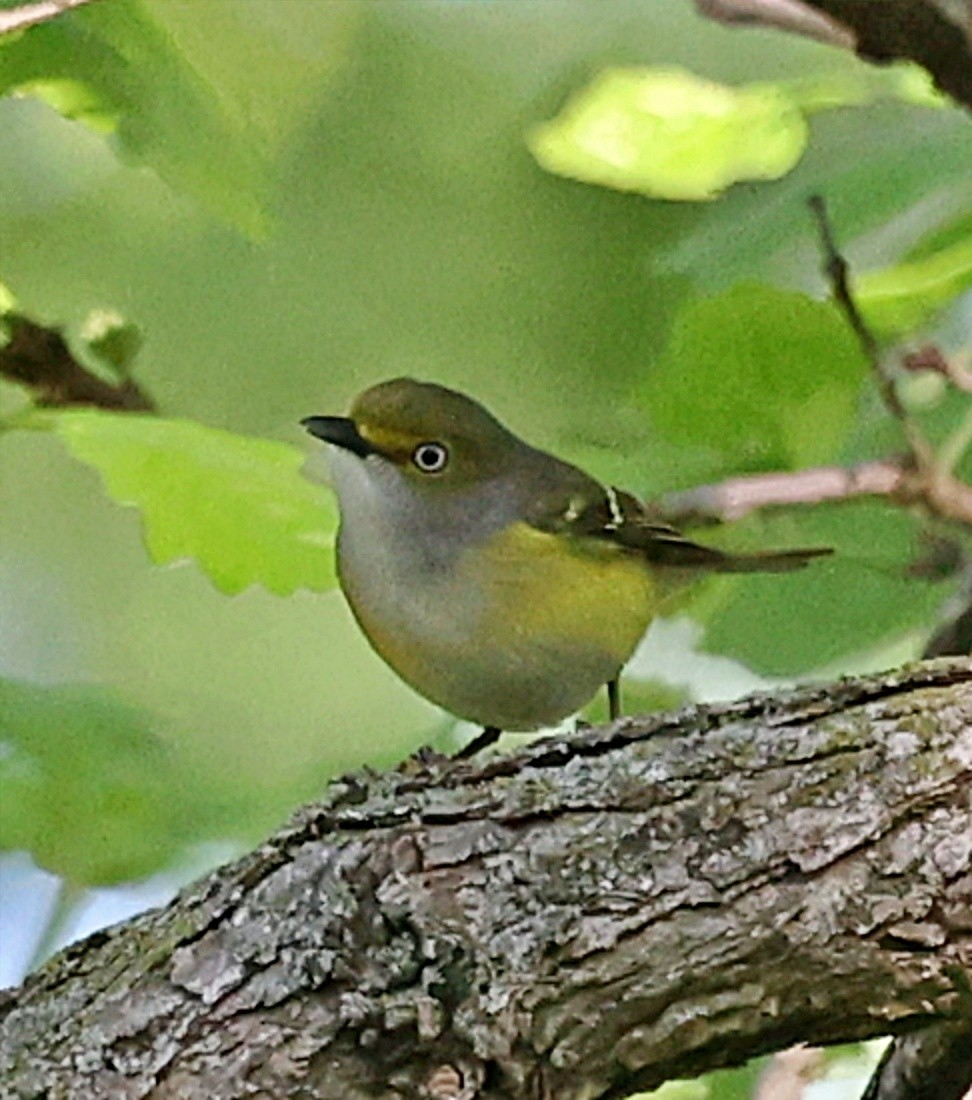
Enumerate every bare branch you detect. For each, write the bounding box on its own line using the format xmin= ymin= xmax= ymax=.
xmin=806 ymin=196 xmax=972 ymax=530
xmin=694 ymin=0 xmax=972 ymax=110
xmin=656 ymin=460 xmax=906 ymax=524
xmin=861 ymin=1018 xmax=972 ymax=1100
xmin=656 ymin=454 xmax=972 ymax=530
xmin=0 ymin=0 xmax=97 ymax=36
xmin=693 ymin=0 xmax=855 ymax=47
xmin=0 ymin=315 xmax=155 ymax=413
xmin=809 ymin=196 xmax=933 ymax=468
xmin=649 ymin=205 xmax=972 ymax=536
xmin=903 ymin=347 xmax=972 ymax=396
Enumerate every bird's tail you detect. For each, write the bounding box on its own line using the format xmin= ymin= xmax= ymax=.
xmin=704 ymin=546 xmax=833 ymax=573
xmin=643 ymin=532 xmax=833 ymax=573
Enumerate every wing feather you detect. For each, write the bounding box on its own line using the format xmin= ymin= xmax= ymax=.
xmin=528 ymin=480 xmax=830 ymax=574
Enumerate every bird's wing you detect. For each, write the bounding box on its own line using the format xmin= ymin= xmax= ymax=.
xmin=528 ymin=480 xmax=830 ymax=574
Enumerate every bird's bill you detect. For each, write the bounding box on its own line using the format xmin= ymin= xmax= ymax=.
xmin=301 ymin=415 xmax=377 ymax=459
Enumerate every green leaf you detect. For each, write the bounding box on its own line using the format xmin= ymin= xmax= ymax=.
xmin=697 ymin=1060 xmax=765 ymax=1100
xmin=694 ymin=502 xmax=956 ymax=675
xmin=528 ymin=67 xmax=808 ymax=201
xmin=855 ymin=230 xmax=972 ymax=339
xmin=0 ymin=0 xmax=265 ymax=234
xmin=662 ymin=106 xmax=972 ymax=291
xmin=583 ymin=678 xmax=688 ymax=725
xmin=52 ymin=411 xmax=337 ymax=595
xmin=0 ymin=280 xmax=15 ymax=345
xmin=0 ymin=678 xmax=188 ymax=884
xmin=0 ymin=280 xmax=15 ymax=315
xmin=784 ymin=63 xmax=946 ymax=114
xmin=905 ymin=208 xmax=972 ymax=261
xmin=630 ymin=1058 xmax=767 ymax=1100
xmin=632 ymin=1080 xmax=709 ymax=1099
xmin=641 ymin=283 xmax=868 ymax=472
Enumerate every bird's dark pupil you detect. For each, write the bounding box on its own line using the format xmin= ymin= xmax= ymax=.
xmin=416 ymin=444 xmax=445 ymax=470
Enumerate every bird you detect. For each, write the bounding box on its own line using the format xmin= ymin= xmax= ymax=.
xmin=303 ymin=378 xmax=831 ymax=755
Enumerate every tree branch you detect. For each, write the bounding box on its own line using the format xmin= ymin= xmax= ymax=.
xmin=693 ymin=0 xmax=972 ymax=110
xmin=1 ymin=659 xmax=969 ymax=1099
xmin=0 ymin=0 xmax=98 ymax=37
xmin=656 ymin=459 xmax=907 ymax=524
xmin=694 ymin=0 xmax=855 ymax=48
xmin=809 ymin=196 xmax=938 ymax=477
xmin=0 ymin=315 xmax=155 ymax=413
xmin=655 ymin=452 xmax=972 ymax=530
xmin=654 ymin=201 xmax=972 ymax=535
xmin=861 ymin=1017 xmax=972 ymax=1100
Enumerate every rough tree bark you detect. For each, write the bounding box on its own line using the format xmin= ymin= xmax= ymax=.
xmin=1 ymin=659 xmax=970 ymax=1100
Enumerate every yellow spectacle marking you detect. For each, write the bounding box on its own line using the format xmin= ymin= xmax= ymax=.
xmin=357 ymin=423 xmax=421 ymax=460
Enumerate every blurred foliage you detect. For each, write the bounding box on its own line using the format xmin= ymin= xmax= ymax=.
xmin=697 ymin=502 xmax=956 ymax=673
xmin=633 ymin=1042 xmax=886 ymax=1099
xmin=52 ymin=410 xmax=337 ymax=595
xmin=528 ymin=63 xmax=947 ymax=203
xmin=0 ymin=0 xmax=266 ymax=232
xmin=583 ymin=677 xmax=688 ymax=725
xmin=636 ymin=1059 xmax=763 ymax=1099
xmin=0 ymin=15 xmax=970 ymax=1088
xmin=637 ymin=1079 xmax=709 ymax=1100
xmin=642 ymin=283 xmax=867 ymax=472
xmin=855 ymin=230 xmax=972 ymax=339
xmin=0 ymin=676 xmax=195 ymax=884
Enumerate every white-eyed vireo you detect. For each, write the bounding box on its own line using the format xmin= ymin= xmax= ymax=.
xmin=303 ymin=379 xmax=830 ymax=754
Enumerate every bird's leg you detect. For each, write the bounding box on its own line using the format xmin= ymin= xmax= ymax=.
xmin=607 ymin=678 xmax=621 ymax=721
xmin=455 ymin=726 xmax=501 ymax=759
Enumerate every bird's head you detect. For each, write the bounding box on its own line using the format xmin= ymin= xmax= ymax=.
xmin=302 ymin=377 xmax=519 ymax=492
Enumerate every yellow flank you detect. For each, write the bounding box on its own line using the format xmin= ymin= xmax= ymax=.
xmin=469 ymin=522 xmax=657 ymax=663
xmin=339 ymin=519 xmax=658 ymax=729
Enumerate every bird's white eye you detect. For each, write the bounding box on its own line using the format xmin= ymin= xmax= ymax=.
xmin=411 ymin=442 xmax=449 ymax=473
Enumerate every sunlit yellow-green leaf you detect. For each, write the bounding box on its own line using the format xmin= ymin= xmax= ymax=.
xmin=53 ymin=411 xmax=336 ymax=595
xmin=13 ymin=77 xmax=118 ymax=132
xmin=785 ymin=63 xmax=946 ymax=113
xmin=528 ymin=67 xmax=807 ymax=201
xmin=855 ymin=235 xmax=972 ymax=338
xmin=0 ymin=281 xmax=17 ymax=315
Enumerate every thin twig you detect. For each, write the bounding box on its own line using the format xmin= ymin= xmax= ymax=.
xmin=808 ymin=194 xmax=933 ymax=466
xmin=806 ymin=195 xmax=972 ymax=528
xmin=656 ymin=459 xmax=906 ymax=525
xmin=692 ymin=0 xmax=855 ymax=47
xmin=904 ymin=345 xmax=972 ymax=395
xmin=656 ymin=455 xmax=972 ymax=528
xmin=0 ymin=0 xmax=97 ymax=36
xmin=938 ymin=405 xmax=972 ymax=480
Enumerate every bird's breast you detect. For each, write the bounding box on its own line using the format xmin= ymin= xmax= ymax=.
xmin=336 ymin=511 xmax=656 ymax=730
